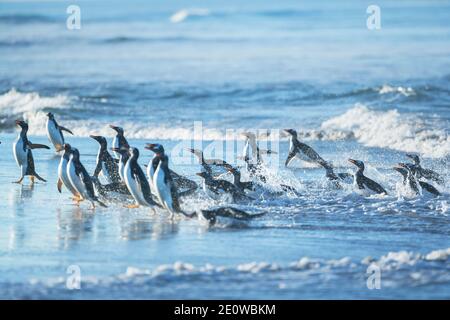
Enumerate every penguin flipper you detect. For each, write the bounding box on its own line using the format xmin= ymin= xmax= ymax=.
xmin=57 ymin=178 xmax=63 ymax=193
xmin=95 ymin=199 xmax=107 ymax=208
xmin=285 ymin=150 xmax=297 ymax=167
xmin=29 ymin=143 xmax=50 ymax=150
xmin=59 ymin=126 xmax=74 ymax=135
xmin=419 ymin=181 xmax=440 ymax=196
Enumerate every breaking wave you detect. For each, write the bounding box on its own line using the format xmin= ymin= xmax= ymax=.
xmin=169 ymin=8 xmax=211 ymax=23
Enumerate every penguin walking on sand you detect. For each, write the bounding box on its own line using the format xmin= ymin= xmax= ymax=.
xmin=124 ymin=147 xmax=160 ymax=208
xmin=67 ymin=148 xmax=106 ymax=208
xmin=110 ymin=125 xmax=129 ymax=159
xmin=57 ymin=144 xmax=82 ymax=200
xmin=348 ymin=159 xmax=387 ymax=195
xmin=394 ymin=163 xmax=440 ymax=196
xmin=46 ymin=113 xmax=73 ymax=152
xmin=146 ymin=144 xmax=197 ymax=197
xmin=13 ymin=120 xmax=50 ymax=184
xmin=90 ymin=135 xmax=121 ymax=184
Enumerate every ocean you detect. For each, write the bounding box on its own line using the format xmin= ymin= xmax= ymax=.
xmin=0 ymin=0 xmax=449 ymax=299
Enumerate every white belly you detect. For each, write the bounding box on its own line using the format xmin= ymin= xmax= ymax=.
xmin=118 ymin=160 xmax=125 ymax=182
xmin=112 ymin=137 xmax=119 ymax=158
xmin=46 ymin=120 xmax=63 ymax=151
xmin=147 ymin=160 xmax=156 ymax=192
xmin=67 ymin=160 xmax=87 ymax=198
xmin=153 ymin=164 xmax=174 ymax=213
xmin=124 ymin=162 xmax=148 ymax=206
xmin=59 ymin=157 xmax=78 ymax=196
xmin=13 ymin=136 xmax=27 ymax=167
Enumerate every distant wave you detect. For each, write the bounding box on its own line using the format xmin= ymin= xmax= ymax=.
xmin=98 ymin=35 xmax=245 ymax=44
xmin=0 ymin=14 xmax=55 ymax=25
xmin=321 ymin=104 xmax=450 ymax=158
xmin=1 ymin=247 xmax=449 ymax=299
xmin=169 ymin=8 xmax=211 ymax=23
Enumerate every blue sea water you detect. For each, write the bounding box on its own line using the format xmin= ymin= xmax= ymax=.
xmin=0 ymin=0 xmax=449 ymax=299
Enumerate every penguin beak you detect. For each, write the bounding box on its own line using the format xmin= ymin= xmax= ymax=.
xmin=111 ymin=147 xmax=120 ymax=152
xmin=145 ymin=143 xmax=156 ymax=151
xmin=109 ymin=124 xmax=119 ymax=132
xmin=348 ymin=159 xmax=356 ymax=165
xmin=195 ymin=172 xmax=204 ymax=177
xmin=89 ymin=135 xmax=101 ymax=142
xmin=186 ymin=148 xmax=194 ymax=154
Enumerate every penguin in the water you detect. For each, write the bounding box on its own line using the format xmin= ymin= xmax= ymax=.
xmin=224 ymin=164 xmax=254 ymax=192
xmin=13 ymin=120 xmax=50 ymax=184
xmin=123 ymin=147 xmax=159 ymax=208
xmin=187 ymin=148 xmax=230 ymax=177
xmin=406 ymin=154 xmax=444 ymax=184
xmin=46 ymin=113 xmax=73 ymax=152
xmin=394 ymin=163 xmax=440 ymax=196
xmin=146 ymin=144 xmax=197 ymax=197
xmin=110 ymin=125 xmax=129 ymax=159
xmin=90 ymin=135 xmax=121 ymax=184
xmin=348 ymin=159 xmax=387 ymax=195
xmin=194 ymin=207 xmax=266 ymax=227
xmin=57 ymin=144 xmax=81 ymax=200
xmin=152 ymin=147 xmax=183 ymax=217
xmin=196 ymin=171 xmax=251 ymax=202
xmin=241 ymin=131 xmax=277 ymax=164
xmin=67 ymin=148 xmax=107 ymax=208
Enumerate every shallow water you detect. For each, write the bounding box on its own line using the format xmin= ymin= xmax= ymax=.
xmin=0 ymin=0 xmax=450 ymax=299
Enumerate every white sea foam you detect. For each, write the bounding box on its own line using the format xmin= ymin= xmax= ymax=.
xmin=321 ymin=104 xmax=450 ymax=158
xmin=378 ymin=84 xmax=416 ymax=96
xmin=169 ymin=8 xmax=210 ymax=23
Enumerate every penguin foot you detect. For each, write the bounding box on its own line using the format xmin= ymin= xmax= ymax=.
xmin=13 ymin=178 xmax=24 ymax=184
xmin=124 ymin=204 xmax=140 ymax=209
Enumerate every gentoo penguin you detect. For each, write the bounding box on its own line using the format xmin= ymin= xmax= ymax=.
xmin=46 ymin=113 xmax=73 ymax=152
xmin=13 ymin=120 xmax=50 ymax=184
xmin=348 ymin=159 xmax=387 ymax=195
xmin=187 ymin=148 xmax=230 ymax=177
xmin=67 ymin=148 xmax=106 ymax=208
xmin=111 ymin=147 xmax=129 ymax=183
xmin=110 ymin=125 xmax=129 ymax=159
xmin=241 ymin=131 xmax=277 ymax=164
xmin=223 ymin=164 xmax=255 ymax=192
xmin=90 ymin=135 xmax=121 ymax=184
xmin=57 ymin=144 xmax=81 ymax=200
xmin=406 ymin=154 xmax=444 ymax=184
xmin=394 ymin=163 xmax=440 ymax=196
xmin=194 ymin=207 xmax=266 ymax=226
xmin=152 ymin=147 xmax=182 ymax=217
xmin=123 ymin=147 xmax=159 ymax=208
xmin=196 ymin=171 xmax=251 ymax=202
xmin=146 ymin=143 xmax=197 ymax=196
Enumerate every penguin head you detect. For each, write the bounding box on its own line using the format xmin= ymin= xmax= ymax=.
xmin=196 ymin=172 xmax=208 ymax=179
xmin=46 ymin=112 xmax=55 ymax=120
xmin=112 ymin=146 xmax=129 ymax=156
xmin=145 ymin=143 xmax=164 ymax=154
xmin=284 ymin=129 xmax=297 ymax=137
xmin=348 ymin=159 xmax=364 ymax=170
xmin=15 ymin=119 xmax=28 ymax=132
xmin=90 ymin=135 xmax=107 ymax=147
xmin=63 ymin=143 xmax=72 ymax=152
xmin=109 ymin=125 xmax=124 ymax=135
xmin=241 ymin=131 xmax=256 ymax=141
xmin=128 ymin=147 xmax=140 ymax=159
xmin=406 ymin=154 xmax=420 ymax=165
xmin=393 ymin=164 xmax=408 ymax=178
xmin=71 ymin=148 xmax=80 ymax=161
xmin=187 ymin=148 xmax=203 ymax=158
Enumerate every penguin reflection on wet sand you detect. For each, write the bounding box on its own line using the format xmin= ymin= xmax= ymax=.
xmin=13 ymin=120 xmax=50 ymax=184
xmin=393 ymin=163 xmax=440 ymax=196
xmin=124 ymin=147 xmax=160 ymax=208
xmin=46 ymin=113 xmax=73 ymax=152
xmin=67 ymin=148 xmax=107 ymax=208
xmin=57 ymin=144 xmax=82 ymax=201
xmin=406 ymin=154 xmax=444 ymax=185
xmin=110 ymin=125 xmax=129 ymax=159
xmin=348 ymin=159 xmax=388 ymax=195
xmin=90 ymin=135 xmax=121 ymax=184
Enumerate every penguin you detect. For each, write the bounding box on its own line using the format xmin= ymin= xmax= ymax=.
xmin=111 ymin=146 xmax=129 ymax=183
xmin=110 ymin=125 xmax=129 ymax=159
xmin=406 ymin=154 xmax=444 ymax=184
xmin=187 ymin=148 xmax=230 ymax=177
xmin=57 ymin=144 xmax=81 ymax=200
xmin=152 ymin=148 xmax=182 ymax=217
xmin=13 ymin=120 xmax=50 ymax=184
xmin=196 ymin=171 xmax=251 ymax=202
xmin=348 ymin=159 xmax=387 ymax=195
xmin=90 ymin=135 xmax=121 ymax=184
xmin=194 ymin=207 xmax=266 ymax=227
xmin=394 ymin=163 xmax=440 ymax=196
xmin=224 ymin=164 xmax=254 ymax=192
xmin=241 ymin=131 xmax=277 ymax=164
xmin=67 ymin=148 xmax=107 ymax=208
xmin=123 ymin=147 xmax=159 ymax=208
xmin=146 ymin=143 xmax=197 ymax=197
xmin=46 ymin=113 xmax=73 ymax=152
